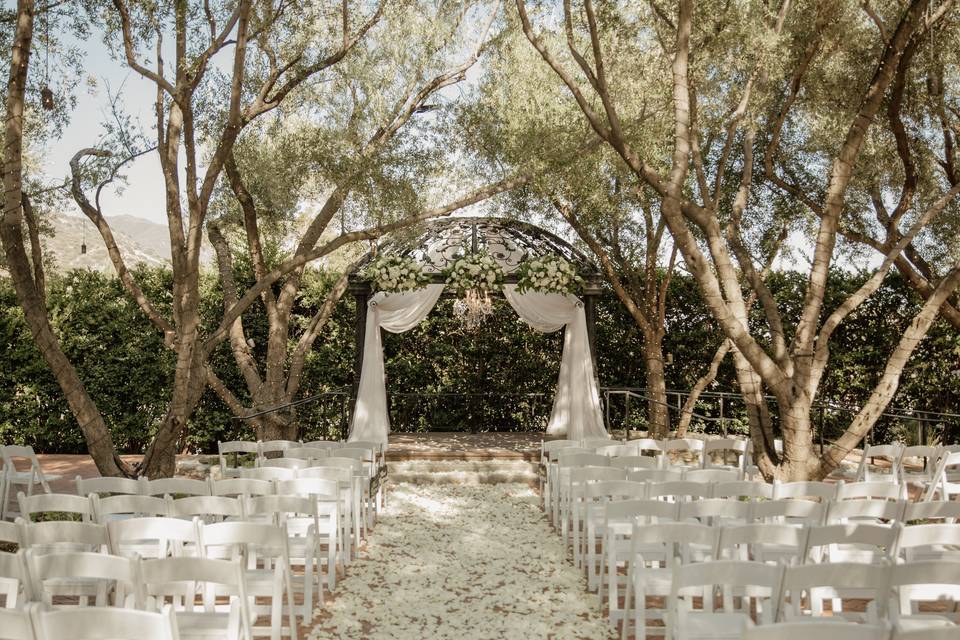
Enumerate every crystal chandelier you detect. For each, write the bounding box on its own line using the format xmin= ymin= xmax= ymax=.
xmin=453 ymin=288 xmax=494 ymax=331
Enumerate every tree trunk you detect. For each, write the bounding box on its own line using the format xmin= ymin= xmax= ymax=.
xmin=1 ymin=0 xmax=129 ymax=478
xmin=642 ymin=331 xmax=670 ymax=438
xmin=675 ymin=340 xmax=731 ymax=437
xmin=778 ymin=393 xmax=821 ymax=481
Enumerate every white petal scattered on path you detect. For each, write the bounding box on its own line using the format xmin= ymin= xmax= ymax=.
xmin=309 ymin=483 xmax=616 ymax=640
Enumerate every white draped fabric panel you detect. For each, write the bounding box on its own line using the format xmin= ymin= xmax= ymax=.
xmin=502 ymin=285 xmax=608 ymax=441
xmin=348 ymin=283 xmax=609 ymax=445
xmin=348 ymin=285 xmax=445 ymax=444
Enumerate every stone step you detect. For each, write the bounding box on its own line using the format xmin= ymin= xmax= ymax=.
xmin=386 ymin=459 xmax=539 ymax=485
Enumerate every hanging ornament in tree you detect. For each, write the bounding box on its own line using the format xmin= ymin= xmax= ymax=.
xmin=40 ymin=7 xmax=54 ymax=111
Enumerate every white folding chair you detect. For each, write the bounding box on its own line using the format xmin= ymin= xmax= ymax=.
xmin=610 ymin=456 xmax=658 ymax=471
xmin=625 ymin=438 xmax=665 ymax=468
xmin=743 ymin=622 xmax=891 ymax=640
xmin=903 ymin=500 xmax=960 ymax=524
xmin=677 ymin=498 xmax=751 ymax=527
xmin=19 ymin=521 xmax=109 ymax=555
xmin=750 ymin=498 xmax=825 ymax=527
xmin=138 ymin=556 xmax=252 ymax=640
xmin=550 ymin=450 xmax=604 ymax=525
xmin=893 ymin=626 xmax=957 ymax=640
xmin=647 ymin=480 xmax=712 ymax=502
xmin=168 ymin=496 xmax=244 ymax=523
xmin=714 ymin=480 xmax=773 ymax=502
xmin=142 ymin=478 xmax=211 ymax=498
xmin=620 ymin=522 xmax=718 ymax=639
xmin=836 ymin=480 xmax=906 ymax=502
xmin=897 ymin=445 xmax=940 ymax=488
xmin=596 ymin=444 xmax=641 ymax=457
xmin=890 ymin=560 xmax=960 ymax=631
xmin=773 ymin=480 xmax=836 ymax=502
xmin=600 ymin=499 xmax=679 ymax=626
xmin=856 ymin=443 xmax=904 ymax=483
xmin=336 ymin=449 xmax=379 ymax=532
xmin=16 ymin=493 xmax=95 ymax=523
xmin=0 ymin=606 xmax=36 ymax=640
xmin=26 ymin=550 xmax=137 ymax=608
xmin=295 ymin=468 xmax=355 ymax=563
xmin=781 ymin=561 xmax=891 ymax=623
xmin=661 ymin=438 xmax=704 ymax=470
xmin=75 ymin=475 xmax=140 ymax=497
xmin=258 ymin=441 xmax=299 ymax=462
xmin=581 ymin=480 xmax=646 ymax=590
xmin=92 ymin=494 xmax=169 ymax=522
xmin=218 ymin=441 xmax=259 ymax=479
xmin=701 ymin=438 xmax=749 ymax=475
xmin=804 ymin=522 xmax=901 ymax=564
xmin=716 ymin=523 xmax=809 ymax=565
xmin=273 ymin=481 xmax=341 ymax=585
xmin=239 ymin=468 xmax=295 ymax=482
xmin=0 ymin=550 xmax=32 ymax=609
xmin=283 ymin=448 xmax=330 ymax=463
xmin=200 ymin=521 xmax=298 ymax=640
xmin=300 ymin=441 xmax=341 ymax=450
xmin=581 ymin=437 xmax=615 ymax=450
xmin=31 ymin=604 xmax=180 ymax=640
xmin=683 ymin=468 xmax=741 ymax=484
xmin=566 ymin=466 xmax=624 ymax=556
xmin=244 ymin=495 xmax=326 ymax=607
xmin=923 ymin=450 xmax=960 ymax=501
xmin=259 ymin=459 xmax=307 ymax=471
xmin=211 ymin=479 xmax=273 ymax=499
xmin=825 ymin=499 xmax=906 ymax=525
xmin=0 ymin=521 xmax=20 ymax=549
xmin=539 ymin=440 xmax=580 ymax=508
xmin=896 ymin=524 xmax=960 ymax=563
xmin=667 ymin=559 xmax=783 ymax=640
xmin=626 ymin=468 xmax=683 ymax=483
xmin=1 ymin=447 xmax=61 ymax=521
xmin=108 ymin=517 xmax=200 ymax=558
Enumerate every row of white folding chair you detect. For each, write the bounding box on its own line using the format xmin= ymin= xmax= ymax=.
xmin=2 ymin=554 xmax=254 ymax=640
xmin=857 ymin=443 xmax=947 ymax=485
xmin=7 ymin=490 xmax=340 ymax=595
xmin=76 ymin=473 xmax=355 ymax=569
xmin=220 ymin=439 xmax=385 ymax=478
xmin=0 ymin=604 xmax=182 ymax=640
xmin=743 ymin=622 xmax=955 ymax=640
xmin=568 ymin=474 xmax=909 ymax=563
xmin=238 ymin=465 xmax=364 ymax=562
xmin=622 ymin=553 xmax=960 ymax=640
xmin=1 ymin=446 xmax=61 ymax=522
xmin=670 ymin=559 xmax=960 ymax=640
xmin=4 ymin=514 xmax=329 ymax=630
xmin=601 ymin=507 xmax=960 ymax=621
xmin=923 ymin=448 xmax=960 ymax=501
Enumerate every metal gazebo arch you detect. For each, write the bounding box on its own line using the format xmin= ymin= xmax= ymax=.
xmin=346 ymin=216 xmax=604 ymax=399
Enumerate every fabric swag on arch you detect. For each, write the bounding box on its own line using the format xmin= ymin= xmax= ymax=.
xmin=347 ymin=283 xmax=607 ymax=445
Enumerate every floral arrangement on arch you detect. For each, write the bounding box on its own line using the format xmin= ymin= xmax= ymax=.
xmin=363 ymin=254 xmax=431 ymax=293
xmin=444 ymin=251 xmax=504 ymax=294
xmin=515 ymin=254 xmax=584 ymax=294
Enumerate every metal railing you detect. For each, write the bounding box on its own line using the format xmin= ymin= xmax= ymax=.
xmin=602 ymin=386 xmax=960 ymax=445
xmin=228 ymin=385 xmax=958 ymax=443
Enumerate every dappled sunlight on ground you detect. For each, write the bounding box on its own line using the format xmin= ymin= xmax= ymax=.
xmin=309 ymin=483 xmax=615 ymax=640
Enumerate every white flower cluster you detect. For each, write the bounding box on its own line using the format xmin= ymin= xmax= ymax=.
xmin=444 ymin=252 xmax=504 ymax=293
xmin=363 ymin=255 xmax=430 ymax=293
xmin=516 ymin=255 xmax=583 ymax=294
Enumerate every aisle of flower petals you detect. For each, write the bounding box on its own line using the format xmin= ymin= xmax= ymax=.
xmin=309 ymin=483 xmax=616 ymax=640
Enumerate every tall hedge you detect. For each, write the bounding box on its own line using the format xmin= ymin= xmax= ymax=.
xmin=0 ymin=267 xmax=957 ymax=453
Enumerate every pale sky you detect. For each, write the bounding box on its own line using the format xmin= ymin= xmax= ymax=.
xmin=38 ymin=20 xmax=836 ymax=273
